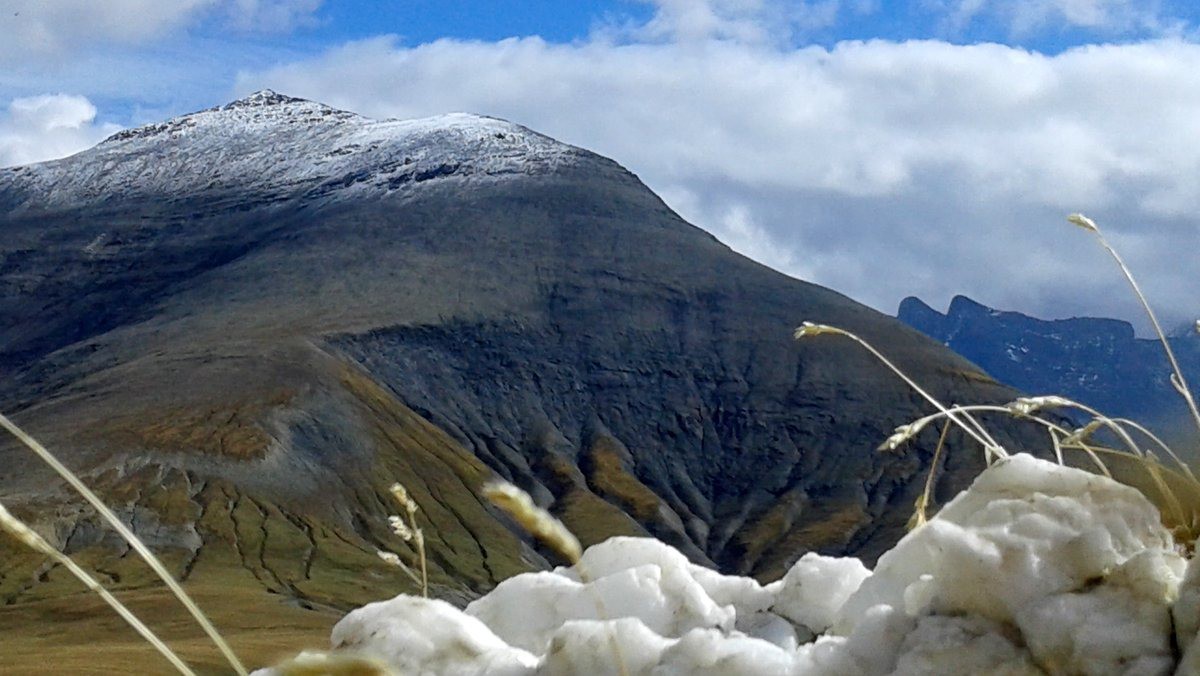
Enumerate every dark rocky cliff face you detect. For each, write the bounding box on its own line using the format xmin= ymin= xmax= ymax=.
xmin=898 ymin=295 xmax=1200 ymax=440
xmin=0 ymin=93 xmax=1046 ymax=663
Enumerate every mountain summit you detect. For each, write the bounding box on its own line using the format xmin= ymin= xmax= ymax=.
xmin=4 ymin=90 xmax=590 ymax=215
xmin=1 ymin=94 xmax=1038 ymax=667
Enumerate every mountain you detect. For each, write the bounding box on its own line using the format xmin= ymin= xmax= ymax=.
xmin=898 ymin=295 xmax=1200 ymax=441
xmin=0 ymin=92 xmax=1041 ymax=670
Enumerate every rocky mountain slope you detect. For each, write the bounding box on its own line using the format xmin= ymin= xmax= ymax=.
xmin=898 ymin=295 xmax=1200 ymax=440
xmin=0 ymin=92 xmax=1043 ymax=670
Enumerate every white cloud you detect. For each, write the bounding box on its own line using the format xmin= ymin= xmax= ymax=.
xmin=226 ymin=0 xmax=324 ymax=33
xmin=236 ymin=34 xmax=1200 ymax=327
xmin=616 ymin=0 xmax=847 ymax=44
xmin=0 ymin=0 xmax=216 ymax=57
xmin=932 ymin=0 xmax=1175 ymax=36
xmin=661 ymin=185 xmax=816 ymax=280
xmin=0 ymin=94 xmax=122 ymax=167
xmin=0 ymin=0 xmax=322 ymax=61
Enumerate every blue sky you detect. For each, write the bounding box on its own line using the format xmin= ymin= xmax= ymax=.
xmin=2 ymin=0 xmax=1199 ymax=328
xmin=188 ymin=0 xmax=1199 ymax=56
xmin=306 ymin=1 xmax=651 ymax=45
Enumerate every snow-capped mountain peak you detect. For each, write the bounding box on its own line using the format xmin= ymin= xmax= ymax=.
xmin=219 ymin=89 xmax=321 ymax=110
xmin=100 ymin=89 xmax=358 ymax=146
xmin=1 ymin=92 xmax=593 ymax=214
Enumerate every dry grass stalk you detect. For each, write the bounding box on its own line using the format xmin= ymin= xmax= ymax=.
xmin=796 ymin=213 xmax=1200 ymax=546
xmin=794 ymin=322 xmax=1007 ymax=462
xmin=908 ymin=421 xmax=951 ymax=531
xmin=481 ymin=479 xmax=629 ymax=676
xmin=797 ymin=326 xmax=1200 ymax=537
xmin=481 ymin=479 xmax=582 ymax=564
xmin=1069 ymin=213 xmax=1200 ymax=438
xmin=375 ymin=550 xmax=422 ymax=588
xmin=0 ymin=411 xmax=248 ymax=675
xmin=0 ymin=502 xmax=197 ymax=675
xmin=383 ymin=482 xmax=427 ymax=597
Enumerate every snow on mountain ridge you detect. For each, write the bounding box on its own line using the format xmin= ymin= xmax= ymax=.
xmin=1 ymin=90 xmax=590 ymax=213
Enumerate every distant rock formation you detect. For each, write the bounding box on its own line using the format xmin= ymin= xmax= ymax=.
xmin=898 ymin=295 xmax=1200 ymax=440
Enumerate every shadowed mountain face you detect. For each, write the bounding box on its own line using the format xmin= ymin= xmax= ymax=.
xmin=898 ymin=295 xmax=1200 ymax=443
xmin=0 ymin=92 xmax=1042 ymax=668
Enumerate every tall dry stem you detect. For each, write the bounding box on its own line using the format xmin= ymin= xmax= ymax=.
xmin=1068 ymin=213 xmax=1200 ymax=438
xmin=0 ymin=411 xmax=247 ymax=675
xmin=482 ymin=479 xmax=627 ymax=676
xmin=385 ymin=482 xmax=427 ymax=597
xmin=795 ymin=322 xmax=1006 ymax=461
xmin=0 ymin=502 xmax=197 ymax=675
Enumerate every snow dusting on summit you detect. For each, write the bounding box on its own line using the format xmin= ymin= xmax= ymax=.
xmin=0 ymin=90 xmax=589 ymax=212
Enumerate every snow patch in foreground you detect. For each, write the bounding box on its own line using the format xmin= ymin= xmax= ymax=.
xmin=257 ymin=454 xmax=1200 ymax=675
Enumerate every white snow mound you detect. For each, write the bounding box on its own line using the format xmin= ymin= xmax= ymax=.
xmin=254 ymin=454 xmax=1192 ymax=675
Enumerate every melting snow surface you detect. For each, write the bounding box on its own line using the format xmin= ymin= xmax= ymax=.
xmin=255 ymin=455 xmax=1197 ymax=675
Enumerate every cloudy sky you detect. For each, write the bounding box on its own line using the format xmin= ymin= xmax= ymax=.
xmin=2 ymin=0 xmax=1198 ymax=331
